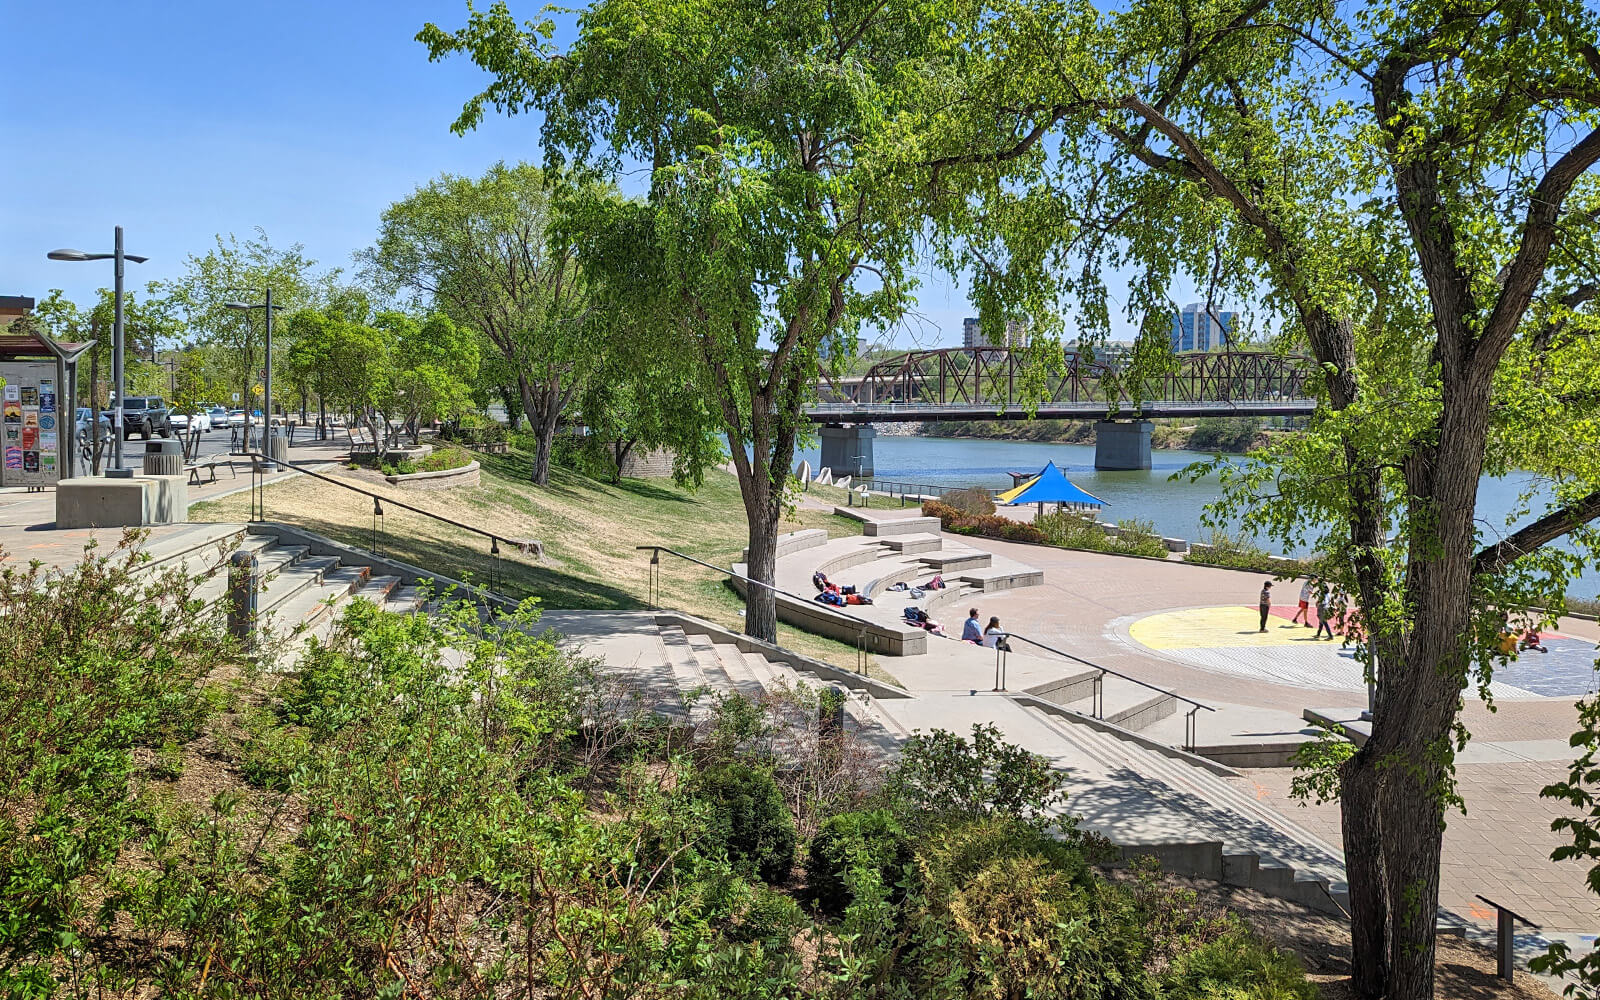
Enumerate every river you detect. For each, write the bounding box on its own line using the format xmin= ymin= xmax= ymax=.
xmin=797 ymin=433 xmax=1600 ymax=600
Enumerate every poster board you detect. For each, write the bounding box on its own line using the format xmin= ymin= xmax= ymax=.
xmin=0 ymin=361 xmax=63 ymax=487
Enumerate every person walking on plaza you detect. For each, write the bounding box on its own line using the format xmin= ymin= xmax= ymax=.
xmin=1314 ymin=584 xmax=1336 ymax=640
xmin=962 ymin=608 xmax=983 ymax=644
xmin=1258 ymin=581 xmax=1273 ymax=632
xmin=1290 ymin=576 xmax=1315 ymax=626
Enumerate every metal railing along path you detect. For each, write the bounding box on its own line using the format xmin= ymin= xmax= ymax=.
xmin=988 ymin=630 xmax=1215 ymax=751
xmin=637 ymin=544 xmax=883 ymax=674
xmin=245 ymin=452 xmax=516 ymax=595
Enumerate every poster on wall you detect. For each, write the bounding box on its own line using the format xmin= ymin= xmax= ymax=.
xmin=0 ymin=361 xmax=63 ymax=487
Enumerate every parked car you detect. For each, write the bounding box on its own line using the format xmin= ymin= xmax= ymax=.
xmin=207 ymin=406 xmax=229 ymax=429
xmin=75 ymin=407 xmax=111 ymax=442
xmin=171 ymin=410 xmax=210 ymax=434
xmin=104 ymin=397 xmax=173 ymax=439
xmin=227 ymin=410 xmax=247 ymax=428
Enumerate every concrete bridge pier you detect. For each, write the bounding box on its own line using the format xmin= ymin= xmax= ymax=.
xmin=820 ymin=423 xmax=875 ymax=478
xmin=1094 ymin=420 xmax=1152 ymax=470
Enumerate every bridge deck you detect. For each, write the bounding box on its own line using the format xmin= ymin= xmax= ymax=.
xmin=805 ymin=399 xmax=1318 ymax=422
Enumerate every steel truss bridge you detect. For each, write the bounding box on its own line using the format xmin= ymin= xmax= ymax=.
xmin=809 ymin=348 xmax=1317 ymax=422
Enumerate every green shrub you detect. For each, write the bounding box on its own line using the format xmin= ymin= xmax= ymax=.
xmin=1109 ymin=517 xmax=1170 ymax=558
xmin=694 ymin=762 xmax=798 ymax=884
xmin=899 ymin=816 xmax=1153 ymax=1000
xmin=921 ymin=500 xmax=1048 ymax=544
xmin=1184 ymin=528 xmax=1306 ymax=573
xmin=938 ymin=486 xmax=996 ymax=516
xmin=885 ymin=723 xmax=1073 ymax=832
xmin=807 ymin=809 xmax=912 ymax=916
xmin=1161 ymin=927 xmax=1319 ymax=1000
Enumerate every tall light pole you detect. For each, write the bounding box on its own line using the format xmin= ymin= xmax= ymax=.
xmin=225 ymin=291 xmax=284 ymax=458
xmin=48 ymin=227 xmax=148 ymax=471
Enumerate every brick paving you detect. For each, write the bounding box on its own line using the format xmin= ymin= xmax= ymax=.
xmin=1242 ymin=763 xmax=1598 ymax=933
xmin=931 ymin=532 xmax=1600 ymax=932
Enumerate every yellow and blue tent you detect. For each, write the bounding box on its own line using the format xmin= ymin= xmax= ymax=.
xmin=996 ymin=460 xmax=1106 ymax=508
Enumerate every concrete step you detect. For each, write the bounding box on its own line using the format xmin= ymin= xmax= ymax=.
xmin=684 ymin=633 xmax=740 ymax=696
xmin=265 ymin=565 xmax=373 ymax=638
xmin=191 ymin=535 xmax=281 ymax=606
xmin=877 ymin=532 xmax=942 ymax=554
xmin=1026 ymin=708 xmax=1345 ymax=910
xmin=862 ymin=515 xmax=942 ymax=537
xmin=657 ymin=626 xmax=716 ymax=721
xmin=136 ymin=523 xmax=251 ymax=576
xmin=256 ymin=544 xmax=311 ymax=579
xmin=256 ymin=555 xmax=341 ymax=618
xmin=919 ymin=550 xmax=993 ymax=572
xmin=710 ymin=642 xmax=765 ymax=699
xmin=383 ymin=584 xmax=425 ymax=615
xmin=957 ymin=566 xmax=1045 ymax=592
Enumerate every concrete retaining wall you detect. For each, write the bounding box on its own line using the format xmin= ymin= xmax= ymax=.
xmin=385 ymin=460 xmax=480 ymax=490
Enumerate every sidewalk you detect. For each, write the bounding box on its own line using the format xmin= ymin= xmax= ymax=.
xmin=0 ymin=436 xmax=351 ymax=572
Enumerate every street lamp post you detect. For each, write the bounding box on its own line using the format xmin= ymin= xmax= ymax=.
xmin=48 ymin=227 xmax=148 ymax=472
xmin=225 ymin=291 xmax=284 ymax=463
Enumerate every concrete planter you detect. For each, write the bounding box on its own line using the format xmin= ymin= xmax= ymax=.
xmin=384 ymin=459 xmax=479 ymax=490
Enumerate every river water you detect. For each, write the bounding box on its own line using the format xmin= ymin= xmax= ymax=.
xmin=797 ymin=433 xmax=1600 ymax=599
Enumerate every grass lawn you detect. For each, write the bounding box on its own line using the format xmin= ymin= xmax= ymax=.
xmin=191 ymin=449 xmax=899 ymax=681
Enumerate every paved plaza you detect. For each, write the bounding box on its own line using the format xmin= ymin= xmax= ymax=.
xmin=923 ymin=527 xmax=1600 ymax=934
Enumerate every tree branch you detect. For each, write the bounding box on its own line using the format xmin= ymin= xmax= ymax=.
xmin=1473 ymin=488 xmax=1600 ymax=577
xmin=1479 ymin=128 xmax=1600 ymax=365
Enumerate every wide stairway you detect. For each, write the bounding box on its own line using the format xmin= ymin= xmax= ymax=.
xmin=543 ymin=607 xmax=1350 ymax=918
xmin=135 ymin=522 xmax=426 ymax=656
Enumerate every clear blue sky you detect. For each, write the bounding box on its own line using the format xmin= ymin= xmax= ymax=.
xmin=3 ymin=0 xmax=1152 ymax=347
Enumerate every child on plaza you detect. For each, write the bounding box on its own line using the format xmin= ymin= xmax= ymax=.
xmin=1258 ymin=581 xmax=1273 ymax=632
xmin=1314 ymin=584 xmax=1336 ymax=640
xmin=1290 ymin=576 xmax=1315 ymax=626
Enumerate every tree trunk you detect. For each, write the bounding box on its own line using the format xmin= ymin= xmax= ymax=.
xmin=1340 ymin=749 xmax=1389 ymax=998
xmin=516 ymin=376 xmax=561 ymax=486
xmin=612 ymin=437 xmax=636 ymax=484
xmin=742 ymin=473 xmax=780 ymax=643
xmin=1381 ymin=743 xmax=1447 ymax=1000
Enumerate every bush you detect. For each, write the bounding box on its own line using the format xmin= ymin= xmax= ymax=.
xmin=807 ymin=809 xmax=912 ymax=916
xmin=899 ymin=816 xmax=1152 ymax=1000
xmin=694 ymin=762 xmax=798 ymax=884
xmin=1184 ymin=528 xmax=1306 ymax=573
xmin=938 ymin=486 xmax=996 ymax=516
xmin=1033 ymin=511 xmax=1170 ymax=559
xmin=921 ymin=500 xmax=1047 ymax=544
xmin=1161 ymin=928 xmax=1319 ymax=1000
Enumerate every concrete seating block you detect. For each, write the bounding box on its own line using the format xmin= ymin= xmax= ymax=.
xmin=56 ymin=474 xmax=188 ymax=529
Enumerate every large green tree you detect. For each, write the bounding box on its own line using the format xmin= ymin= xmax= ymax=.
xmin=361 ymin=164 xmax=598 ymax=485
xmin=990 ymin=1 xmax=1600 ymax=996
xmin=155 ymin=231 xmax=334 ymax=420
xmin=419 ymin=0 xmax=1066 ymax=641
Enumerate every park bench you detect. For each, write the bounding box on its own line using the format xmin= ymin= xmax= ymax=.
xmin=182 ymin=427 xmax=237 ymax=486
xmin=347 ymin=426 xmax=378 ymax=456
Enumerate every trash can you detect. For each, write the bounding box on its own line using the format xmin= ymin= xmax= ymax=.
xmin=142 ymin=438 xmax=183 ymax=477
xmin=266 ymin=428 xmax=289 ymax=470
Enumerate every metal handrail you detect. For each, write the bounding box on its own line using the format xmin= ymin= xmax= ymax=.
xmin=995 ymin=630 xmax=1215 ymax=750
xmin=244 ymin=451 xmax=515 ymax=591
xmin=637 ymin=544 xmax=883 ymax=674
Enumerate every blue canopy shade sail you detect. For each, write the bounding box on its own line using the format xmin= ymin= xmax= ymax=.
xmin=996 ymin=461 xmax=1107 ymax=507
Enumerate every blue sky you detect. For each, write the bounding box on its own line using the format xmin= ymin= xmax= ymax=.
xmin=3 ymin=0 xmax=1135 ymax=348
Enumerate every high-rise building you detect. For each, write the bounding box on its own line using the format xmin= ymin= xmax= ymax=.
xmin=1169 ymin=303 xmax=1235 ymax=352
xmin=962 ymin=317 xmax=1030 ymax=349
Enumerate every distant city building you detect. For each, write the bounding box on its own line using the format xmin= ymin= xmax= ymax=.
xmin=1169 ymin=303 xmax=1235 ymax=352
xmin=962 ymin=317 xmax=1030 ymax=349
xmin=1069 ymin=340 xmax=1133 ymax=370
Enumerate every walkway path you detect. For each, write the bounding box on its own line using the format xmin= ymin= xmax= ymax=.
xmin=0 ymin=436 xmax=349 ymax=572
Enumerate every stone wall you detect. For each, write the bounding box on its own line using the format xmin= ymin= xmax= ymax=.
xmin=619 ymin=447 xmax=676 ymax=478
